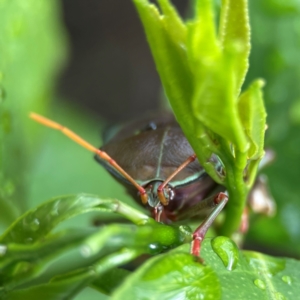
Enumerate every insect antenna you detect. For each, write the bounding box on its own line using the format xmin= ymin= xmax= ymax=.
xmin=157 ymin=154 xmax=197 ymax=205
xmin=29 ymin=112 xmax=148 ymax=203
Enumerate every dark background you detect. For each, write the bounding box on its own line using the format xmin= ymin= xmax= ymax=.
xmin=58 ymin=0 xmax=188 ymax=122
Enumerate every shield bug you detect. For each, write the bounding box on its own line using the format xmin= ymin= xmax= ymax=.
xmin=30 ymin=112 xmax=273 ymax=256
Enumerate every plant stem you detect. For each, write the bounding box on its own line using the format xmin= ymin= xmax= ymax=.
xmin=219 ymin=150 xmax=248 ymax=236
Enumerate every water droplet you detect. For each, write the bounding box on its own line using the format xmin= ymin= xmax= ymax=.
xmin=30 ymin=219 xmax=40 ymax=231
xmin=148 ymin=242 xmax=163 ymax=255
xmin=50 ymin=201 xmax=60 ymax=216
xmin=275 ymin=292 xmax=286 ymax=300
xmin=211 ymin=236 xmax=239 ymax=270
xmin=179 ymin=225 xmax=193 ymax=241
xmin=282 ymin=275 xmax=292 ymax=285
xmin=50 ymin=208 xmax=58 ymax=216
xmin=0 ymin=245 xmax=7 ymax=256
xmin=80 ymin=245 xmax=92 ymax=257
xmin=254 ymin=279 xmax=266 ymax=290
xmin=244 ymin=253 xmax=285 ymax=276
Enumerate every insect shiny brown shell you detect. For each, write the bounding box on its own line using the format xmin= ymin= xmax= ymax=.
xmin=96 ymin=112 xmax=222 ymax=223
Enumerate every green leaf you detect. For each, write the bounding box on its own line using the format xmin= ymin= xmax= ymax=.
xmin=187 ymin=0 xmax=219 ymax=62
xmin=157 ymin=0 xmax=187 ymax=46
xmin=4 ymin=249 xmax=138 ymax=300
xmin=112 ymin=238 xmax=300 ymax=300
xmin=91 ymin=268 xmax=131 ymax=295
xmin=5 ymin=268 xmax=96 ymax=300
xmin=0 ymin=222 xmax=183 ymax=292
xmin=0 ymin=194 xmax=189 ymax=294
xmin=238 ymin=79 xmax=267 ymax=159
xmin=242 ymin=251 xmax=300 ymax=299
xmin=191 ymin=48 xmax=248 ymax=152
xmin=0 ymin=194 xmax=150 ymax=244
xmin=133 ymin=0 xmax=252 ymax=153
xmin=219 ymin=0 xmax=251 ymax=94
xmin=112 ymin=250 xmax=221 ymax=300
xmin=188 ymin=0 xmax=250 ymax=152
xmin=132 ymin=0 xmax=194 ymax=137
xmin=0 ymin=229 xmax=86 ymax=270
xmin=133 ymin=0 xmax=262 ymax=237
xmin=0 ymin=227 xmax=142 ymax=292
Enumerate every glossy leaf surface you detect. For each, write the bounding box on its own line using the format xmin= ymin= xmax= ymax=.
xmin=112 ymin=239 xmax=300 ymax=300
xmin=0 ymin=194 xmax=151 ymax=244
xmin=0 ymin=194 xmax=188 ymax=298
xmin=1 ymin=194 xmax=299 ymax=299
xmin=7 ymin=269 xmax=96 ymax=300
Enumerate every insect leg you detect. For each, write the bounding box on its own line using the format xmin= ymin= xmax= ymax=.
xmin=157 ymin=154 xmax=197 ymax=205
xmin=30 ymin=113 xmax=148 ymax=203
xmin=191 ymin=192 xmax=228 ymax=256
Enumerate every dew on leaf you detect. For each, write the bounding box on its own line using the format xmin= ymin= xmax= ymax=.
xmin=275 ymin=292 xmax=286 ymax=300
xmin=148 ymin=242 xmax=163 ymax=255
xmin=244 ymin=252 xmax=285 ymax=276
xmin=50 ymin=209 xmax=58 ymax=216
xmin=179 ymin=225 xmax=193 ymax=239
xmin=30 ymin=218 xmax=40 ymax=231
xmin=254 ymin=279 xmax=266 ymax=290
xmin=0 ymin=244 xmax=7 ymax=256
xmin=80 ymin=245 xmax=92 ymax=257
xmin=281 ymin=275 xmax=292 ymax=285
xmin=211 ymin=236 xmax=239 ymax=270
xmin=50 ymin=207 xmax=59 ymax=216
xmin=50 ymin=201 xmax=61 ymax=216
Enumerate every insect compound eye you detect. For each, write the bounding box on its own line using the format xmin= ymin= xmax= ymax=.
xmin=133 ymin=121 xmax=157 ymax=136
xmin=142 ymin=121 xmax=157 ymax=131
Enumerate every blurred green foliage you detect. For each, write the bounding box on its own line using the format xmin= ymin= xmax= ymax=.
xmin=1 ymin=0 xmax=300 ymax=299
xmin=0 ymin=0 xmax=67 ymax=230
xmin=245 ymin=0 xmax=300 ymax=256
